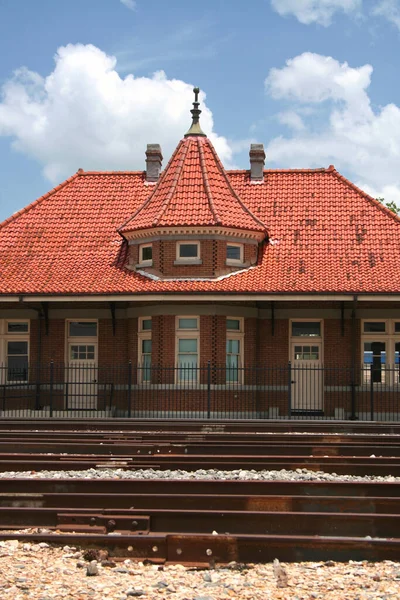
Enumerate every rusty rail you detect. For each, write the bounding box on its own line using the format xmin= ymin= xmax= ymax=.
xmin=0 ymin=421 xmax=399 ymax=562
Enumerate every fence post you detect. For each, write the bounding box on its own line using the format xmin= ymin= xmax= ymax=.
xmin=35 ymin=363 xmax=41 ymax=411
xmin=350 ymin=365 xmax=357 ymax=420
xmin=49 ymin=361 xmax=54 ymax=418
xmin=370 ymin=363 xmax=374 ymax=422
xmin=207 ymin=361 xmax=211 ymax=419
xmin=287 ymin=361 xmax=292 ymax=419
xmin=2 ymin=366 xmax=6 ymax=412
xmin=127 ymin=361 xmax=132 ymax=419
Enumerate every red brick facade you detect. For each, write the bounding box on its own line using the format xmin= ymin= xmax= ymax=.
xmin=25 ymin=310 xmax=364 ymax=368
xmin=3 ymin=302 xmax=399 ymax=418
xmin=127 ymin=239 xmax=258 ymax=279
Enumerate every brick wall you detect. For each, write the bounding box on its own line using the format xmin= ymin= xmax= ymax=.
xmin=28 ymin=313 xmax=366 ymax=370
xmin=5 ymin=310 xmax=399 ymax=416
xmin=258 ymin=319 xmax=289 ymax=366
xmin=324 ymin=318 xmax=361 ymax=368
xmin=30 ymin=319 xmax=65 ymax=365
xmin=130 ymin=239 xmax=259 ymax=278
xmin=98 ymin=318 xmax=128 ymax=366
xmin=128 ymin=318 xmax=138 ymax=364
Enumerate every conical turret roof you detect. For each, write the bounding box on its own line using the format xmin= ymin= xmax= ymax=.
xmin=119 ymin=134 xmax=267 ymax=235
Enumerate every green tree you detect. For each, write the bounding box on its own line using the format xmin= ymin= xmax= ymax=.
xmin=376 ymin=197 xmax=400 ymax=216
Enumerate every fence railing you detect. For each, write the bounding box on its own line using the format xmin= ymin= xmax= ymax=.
xmin=0 ymin=362 xmax=399 ymax=420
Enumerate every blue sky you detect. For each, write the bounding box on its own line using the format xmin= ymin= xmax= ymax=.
xmin=1 ymin=0 xmax=400 ymax=220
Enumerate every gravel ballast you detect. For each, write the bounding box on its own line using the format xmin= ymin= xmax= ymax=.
xmin=0 ymin=467 xmax=398 ymax=482
xmin=1 ymin=466 xmax=399 ymax=597
xmin=0 ymin=540 xmax=399 ymax=599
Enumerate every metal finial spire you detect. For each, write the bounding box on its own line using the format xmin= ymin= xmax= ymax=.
xmin=184 ymin=87 xmax=206 ymax=137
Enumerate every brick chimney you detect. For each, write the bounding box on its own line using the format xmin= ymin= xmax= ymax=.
xmin=145 ymin=144 xmax=163 ymax=182
xmin=249 ymin=143 xmax=266 ymax=182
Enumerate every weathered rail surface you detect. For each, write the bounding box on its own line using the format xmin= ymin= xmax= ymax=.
xmin=1 ymin=417 xmax=400 ymax=433
xmin=1 ymin=479 xmax=400 ymax=563
xmin=0 ymin=420 xmax=400 ymax=563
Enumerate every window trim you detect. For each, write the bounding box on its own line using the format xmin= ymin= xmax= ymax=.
xmin=0 ymin=320 xmax=30 ymax=383
xmin=69 ymin=343 xmax=96 ymax=362
xmin=5 ymin=339 xmax=29 ymax=384
xmin=290 ymin=319 xmax=323 ymax=339
xmin=176 ymin=241 xmax=200 ymax=263
xmin=289 ymin=319 xmax=323 ymax=364
xmin=175 ymin=316 xmax=200 ymax=383
xmin=226 ymin=242 xmax=244 ymax=266
xmin=226 ymin=317 xmax=244 ymax=384
xmin=138 ymin=317 xmax=152 ymax=383
xmin=362 ymin=320 xmax=387 ymax=334
xmin=176 ymin=316 xmax=199 ymax=331
xmin=67 ymin=319 xmax=98 ymax=339
xmin=138 ymin=243 xmax=153 ymax=267
xmin=65 ymin=319 xmax=98 ymax=366
xmin=139 ymin=316 xmax=152 ymax=333
xmin=226 ymin=317 xmax=243 ymax=332
xmin=6 ymin=320 xmax=30 ymax=334
xmin=361 ymin=319 xmax=400 ymax=383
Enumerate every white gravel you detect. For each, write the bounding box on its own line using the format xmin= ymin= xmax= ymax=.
xmin=1 ymin=541 xmax=400 ymax=600
xmin=0 ymin=467 xmax=398 ymax=482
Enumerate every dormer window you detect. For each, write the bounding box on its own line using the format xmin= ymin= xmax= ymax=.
xmin=139 ymin=243 xmax=153 ymax=266
xmin=226 ymin=243 xmax=244 ymax=265
xmin=175 ymin=241 xmax=201 ymax=264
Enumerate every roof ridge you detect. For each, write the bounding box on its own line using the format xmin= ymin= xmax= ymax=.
xmin=197 ymin=137 xmax=221 ymax=225
xmin=118 ymin=138 xmax=187 ymax=233
xmin=153 ymin=139 xmax=189 ymax=226
xmin=330 ymin=168 xmax=400 ymax=224
xmin=207 ymin=140 xmax=267 ymax=232
xmin=0 ymin=172 xmax=80 ymax=231
xmin=227 ymin=168 xmax=329 ymax=174
xmin=79 ymin=170 xmax=145 ymax=176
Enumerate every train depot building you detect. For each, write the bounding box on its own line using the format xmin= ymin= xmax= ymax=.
xmin=0 ymin=90 xmax=399 ymax=420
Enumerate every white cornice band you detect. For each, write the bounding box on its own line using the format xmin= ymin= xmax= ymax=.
xmin=2 ymin=294 xmax=400 ymax=302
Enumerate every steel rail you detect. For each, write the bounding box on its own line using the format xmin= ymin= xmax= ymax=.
xmin=1 ymin=441 xmax=400 ymax=456
xmin=0 ymin=422 xmax=399 ymax=563
xmin=0 ymin=458 xmax=399 ymax=475
xmin=0 ymin=506 xmax=398 ymax=538
xmin=0 ymin=478 xmax=400 ymax=496
xmin=1 ymin=492 xmax=398 ymax=513
xmin=0 ymin=531 xmax=398 ymax=563
xmin=1 ymin=418 xmax=400 ymax=434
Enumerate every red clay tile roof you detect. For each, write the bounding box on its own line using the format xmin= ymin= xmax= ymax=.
xmin=119 ymin=135 xmax=267 ymax=235
xmin=0 ymin=163 xmax=399 ymax=295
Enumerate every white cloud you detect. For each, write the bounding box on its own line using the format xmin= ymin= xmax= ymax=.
xmin=0 ymin=44 xmax=232 ymax=182
xmin=277 ymin=111 xmax=306 ymax=131
xmin=120 ymin=0 xmax=136 ymax=10
xmin=264 ymin=52 xmax=400 ymax=208
xmin=357 ymin=182 xmax=400 ymax=206
xmin=270 ymin=0 xmax=362 ymax=26
xmin=266 ymin=53 xmax=373 ymax=115
xmin=372 ymin=0 xmax=400 ymax=30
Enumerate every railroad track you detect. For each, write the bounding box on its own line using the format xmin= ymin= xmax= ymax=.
xmin=0 ymin=419 xmax=399 ymax=563
xmin=1 ymin=417 xmax=400 ymax=433
xmin=0 ymin=479 xmax=400 ymax=563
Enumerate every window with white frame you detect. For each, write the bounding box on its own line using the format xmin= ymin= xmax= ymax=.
xmin=1 ymin=320 xmax=30 ymax=383
xmin=176 ymin=241 xmax=200 ymax=262
xmin=362 ymin=320 xmax=400 ymax=384
xmin=176 ymin=317 xmax=199 ymax=382
xmin=291 ymin=321 xmax=321 ymax=337
xmin=138 ymin=243 xmax=153 ymax=266
xmin=67 ymin=321 xmax=98 ymax=365
xmin=226 ymin=243 xmax=244 ymax=265
xmin=68 ymin=321 xmax=97 ymax=337
xmin=226 ymin=318 xmax=244 ymax=383
xmin=138 ymin=317 xmax=152 ymax=383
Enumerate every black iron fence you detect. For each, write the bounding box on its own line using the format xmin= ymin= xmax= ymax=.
xmin=0 ymin=362 xmax=399 ymax=420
